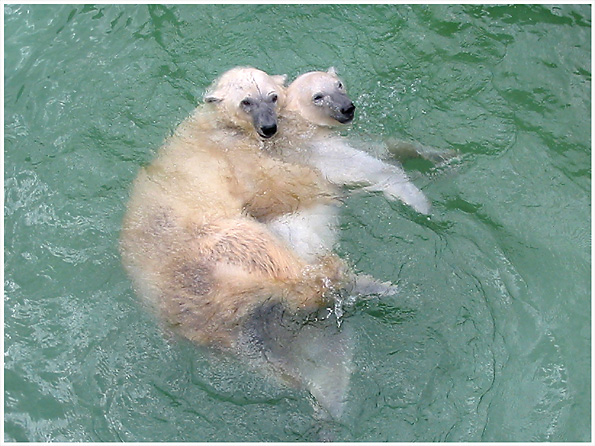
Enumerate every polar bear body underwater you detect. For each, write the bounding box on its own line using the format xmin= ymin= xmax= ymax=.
xmin=121 ymin=67 xmax=354 ymax=419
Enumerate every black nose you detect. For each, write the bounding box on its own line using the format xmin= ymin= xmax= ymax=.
xmin=341 ymin=102 xmax=355 ymax=116
xmin=260 ymin=123 xmax=277 ymax=138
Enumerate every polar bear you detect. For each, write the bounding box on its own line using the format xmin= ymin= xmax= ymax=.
xmin=121 ymin=67 xmax=349 ymax=345
xmin=274 ymin=68 xmax=431 ymax=214
xmin=266 ymin=69 xmax=431 ymax=268
xmin=120 ymin=67 xmax=355 ymax=420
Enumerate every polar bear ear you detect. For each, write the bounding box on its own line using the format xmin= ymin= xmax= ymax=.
xmin=271 ymin=74 xmax=287 ymax=87
xmin=204 ymin=91 xmax=223 ymax=104
xmin=327 ymin=67 xmax=338 ymax=75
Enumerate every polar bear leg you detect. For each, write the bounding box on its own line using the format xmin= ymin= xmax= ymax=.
xmin=307 ymin=137 xmax=431 ymax=215
xmin=158 ymin=217 xmax=348 ymax=347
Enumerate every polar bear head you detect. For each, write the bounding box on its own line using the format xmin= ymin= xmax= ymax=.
xmin=205 ymin=67 xmax=287 ymax=139
xmin=284 ymin=68 xmax=356 ymax=127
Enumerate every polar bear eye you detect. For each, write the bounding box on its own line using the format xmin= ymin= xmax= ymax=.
xmin=337 ymin=81 xmax=344 ymax=90
xmin=312 ymin=93 xmax=324 ymax=105
xmin=240 ymin=98 xmax=253 ymax=109
xmin=270 ymin=93 xmax=278 ymax=103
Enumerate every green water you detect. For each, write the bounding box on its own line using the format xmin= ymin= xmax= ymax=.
xmin=4 ymin=4 xmax=591 ymax=442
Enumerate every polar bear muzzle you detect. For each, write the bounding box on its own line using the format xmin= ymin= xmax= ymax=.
xmin=328 ymin=91 xmax=356 ymax=124
xmin=250 ymin=100 xmax=279 ymax=138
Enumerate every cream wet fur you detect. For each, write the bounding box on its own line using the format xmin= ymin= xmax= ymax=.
xmin=121 ymin=67 xmax=346 ymax=348
xmin=120 ymin=67 xmax=356 ymax=420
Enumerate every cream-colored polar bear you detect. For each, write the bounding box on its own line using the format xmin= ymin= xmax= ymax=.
xmin=121 ymin=67 xmax=346 ymax=348
xmin=121 ymin=67 xmax=355 ymax=421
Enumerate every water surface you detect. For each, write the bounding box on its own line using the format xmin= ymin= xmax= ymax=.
xmin=4 ymin=4 xmax=591 ymax=441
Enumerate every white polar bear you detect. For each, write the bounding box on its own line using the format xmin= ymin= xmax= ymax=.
xmin=275 ymin=68 xmax=431 ymax=213
xmin=249 ymin=70 xmax=434 ymax=421
xmin=282 ymin=68 xmax=431 ymax=214
xmin=120 ymin=67 xmax=354 ymax=420
xmin=266 ymin=68 xmax=430 ymax=276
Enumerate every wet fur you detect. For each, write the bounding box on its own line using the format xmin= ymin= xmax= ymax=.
xmin=120 ymin=68 xmax=410 ymax=422
xmin=269 ymin=69 xmax=431 ymax=216
xmin=121 ymin=68 xmax=347 ymax=350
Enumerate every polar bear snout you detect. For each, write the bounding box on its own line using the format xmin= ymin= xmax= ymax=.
xmin=250 ymin=102 xmax=279 ymax=138
xmin=259 ymin=123 xmax=278 ymax=138
xmin=318 ymin=88 xmax=356 ymax=125
xmin=337 ymin=101 xmax=355 ymax=123
xmin=331 ymin=94 xmax=356 ymax=124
